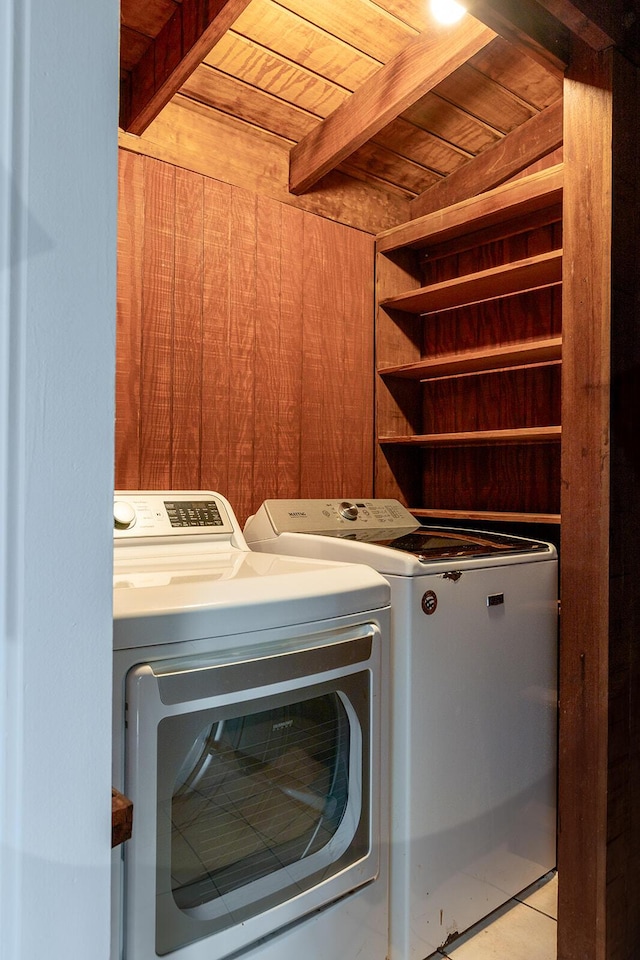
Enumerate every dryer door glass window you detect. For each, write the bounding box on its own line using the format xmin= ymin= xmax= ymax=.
xmin=169 ymin=693 xmax=353 ymax=911
xmin=151 ymin=666 xmax=372 ymax=957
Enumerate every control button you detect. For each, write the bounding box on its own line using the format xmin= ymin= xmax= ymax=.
xmin=114 ymin=500 xmax=137 ymax=530
xmin=338 ymin=501 xmax=358 ymax=521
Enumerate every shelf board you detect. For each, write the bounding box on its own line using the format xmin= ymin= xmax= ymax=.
xmin=376 ymin=164 xmax=563 ymax=253
xmin=380 ymin=249 xmax=562 ymax=315
xmin=379 ymin=426 xmax=561 ymax=447
xmin=411 ymin=507 xmax=561 ymax=525
xmin=378 ymin=337 xmax=562 ymax=380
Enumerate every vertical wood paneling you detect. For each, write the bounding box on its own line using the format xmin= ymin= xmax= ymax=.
xmin=343 ymin=227 xmax=375 ymax=495
xmin=116 ymin=151 xmax=144 ymax=488
xmin=300 ymin=215 xmax=328 ymax=497
xmin=277 ymin=205 xmax=305 ymax=498
xmin=253 ymin=197 xmax=282 ymax=509
xmin=172 ymin=168 xmax=203 ymax=488
xmin=321 ymin=219 xmax=347 ymax=494
xmin=228 ymin=187 xmax=257 ymax=523
xmin=140 ymin=157 xmax=174 ymax=489
xmin=201 ymin=177 xmax=231 ymax=495
xmin=116 ymin=149 xmax=375 ymax=523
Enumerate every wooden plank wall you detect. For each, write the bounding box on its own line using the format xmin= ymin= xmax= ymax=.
xmin=116 ymin=149 xmax=375 ymax=523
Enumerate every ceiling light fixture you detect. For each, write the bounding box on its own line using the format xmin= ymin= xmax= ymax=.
xmin=430 ymin=0 xmax=466 ymax=24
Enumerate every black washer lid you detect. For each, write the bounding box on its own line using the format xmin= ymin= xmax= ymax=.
xmin=376 ymin=528 xmax=550 ymax=562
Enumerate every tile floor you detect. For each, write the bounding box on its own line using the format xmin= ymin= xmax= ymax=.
xmin=429 ymin=871 xmax=557 ymax=960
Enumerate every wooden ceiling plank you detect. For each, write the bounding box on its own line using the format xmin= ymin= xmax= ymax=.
xmin=205 ymin=32 xmax=349 ymax=116
xmin=469 ymin=36 xmax=563 ymax=110
xmin=402 ymin=92 xmax=500 ymax=155
xmin=181 ymin=66 xmax=319 ymax=141
xmin=434 ymin=64 xmax=538 ymax=134
xmin=122 ymin=0 xmax=255 ymax=136
xmin=464 ymin=0 xmax=570 ymax=76
xmin=367 ymin=0 xmax=434 ymax=32
xmin=288 ymin=17 xmax=496 ymax=195
xmin=374 ymin=117 xmax=469 ymax=176
xmin=409 ymin=97 xmax=563 ymax=218
xmin=275 ymin=0 xmax=419 ymax=62
xmin=345 ymin=139 xmax=441 ymax=195
xmin=230 ymin=0 xmax=382 ymax=90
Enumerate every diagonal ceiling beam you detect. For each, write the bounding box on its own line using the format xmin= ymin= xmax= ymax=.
xmin=464 ymin=0 xmax=570 ymax=75
xmin=534 ymin=0 xmax=640 ymax=65
xmin=120 ymin=0 xmax=254 ymax=136
xmin=288 ymin=17 xmax=496 ymax=196
xmin=409 ymin=97 xmax=564 ymax=218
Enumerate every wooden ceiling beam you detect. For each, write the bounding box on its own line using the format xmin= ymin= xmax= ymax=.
xmin=288 ymin=17 xmax=496 ymax=196
xmin=464 ymin=0 xmax=570 ymax=75
xmin=534 ymin=0 xmax=640 ymax=65
xmin=409 ymin=97 xmax=563 ymax=218
xmin=120 ymin=0 xmax=253 ymax=136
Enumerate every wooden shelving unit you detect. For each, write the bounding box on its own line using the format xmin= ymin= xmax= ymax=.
xmin=379 ymin=426 xmax=561 ymax=447
xmin=380 ymin=249 xmax=562 ymax=315
xmin=412 ymin=507 xmax=561 ymax=525
xmin=374 ymin=165 xmax=563 ymax=526
xmin=378 ymin=336 xmax=562 ymax=380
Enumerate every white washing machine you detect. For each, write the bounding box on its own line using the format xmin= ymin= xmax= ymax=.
xmin=111 ymin=491 xmax=390 ymax=960
xmin=244 ymin=498 xmax=559 ymax=960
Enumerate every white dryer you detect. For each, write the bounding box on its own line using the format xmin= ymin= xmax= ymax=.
xmin=244 ymin=498 xmax=559 ymax=960
xmin=112 ymin=491 xmax=390 ymax=960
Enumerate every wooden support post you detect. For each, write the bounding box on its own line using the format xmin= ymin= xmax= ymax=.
xmin=559 ymin=35 xmax=640 ymax=960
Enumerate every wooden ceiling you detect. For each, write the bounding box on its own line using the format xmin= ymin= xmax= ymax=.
xmin=119 ymin=0 xmax=564 ymax=227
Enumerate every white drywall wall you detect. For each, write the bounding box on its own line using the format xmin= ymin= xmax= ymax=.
xmin=1 ymin=1 xmax=118 ymax=957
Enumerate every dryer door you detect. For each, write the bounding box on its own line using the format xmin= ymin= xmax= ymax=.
xmin=122 ymin=626 xmax=381 ymax=960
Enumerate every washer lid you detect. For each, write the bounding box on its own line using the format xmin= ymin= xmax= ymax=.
xmin=244 ymin=499 xmax=557 ymax=575
xmin=374 ymin=528 xmax=552 ymax=562
xmin=113 ymin=551 xmax=389 ymax=649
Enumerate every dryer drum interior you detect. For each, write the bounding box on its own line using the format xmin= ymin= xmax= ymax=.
xmin=167 ymin=695 xmax=352 ymax=909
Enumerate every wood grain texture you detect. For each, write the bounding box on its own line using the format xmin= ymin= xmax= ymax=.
xmin=377 ymin=163 xmax=563 ymax=253
xmin=139 ymin=158 xmax=174 ymax=490
xmin=464 ymin=0 xmax=570 ymax=74
xmin=559 ymin=39 xmax=640 ymax=960
xmin=115 ymin=150 xmax=375 ymax=523
xmin=535 ymin=0 xmax=640 ymax=62
xmin=558 ymin=37 xmax=612 ymax=960
xmin=172 ymin=170 xmax=204 ymax=488
xmin=119 ymin=0 xmax=564 ymax=210
xmin=381 ymin=248 xmax=562 ymax=314
xmin=118 ymin=99 xmax=410 ymax=234
xmin=375 ymin=165 xmax=562 ymax=522
xmin=111 ymin=788 xmax=134 ymax=848
xmin=289 ymin=18 xmax=496 ymax=194
xmin=410 ymin=98 xmax=563 ymax=218
xmin=122 ymin=0 xmax=254 ymax=134
xmin=116 ymin=151 xmax=145 ymax=488
xmin=201 ymin=177 xmax=232 ymax=495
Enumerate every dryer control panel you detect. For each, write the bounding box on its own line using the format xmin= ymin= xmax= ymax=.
xmin=114 ymin=491 xmax=236 ymax=540
xmin=248 ymin=498 xmax=419 ymax=541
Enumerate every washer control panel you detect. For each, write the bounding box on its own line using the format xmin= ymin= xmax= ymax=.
xmin=114 ymin=491 xmax=235 ymax=539
xmin=256 ymin=498 xmax=418 ymax=539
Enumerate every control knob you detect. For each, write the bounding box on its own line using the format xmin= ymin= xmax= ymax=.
xmin=114 ymin=500 xmax=136 ymax=530
xmin=338 ymin=501 xmax=358 ymax=521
